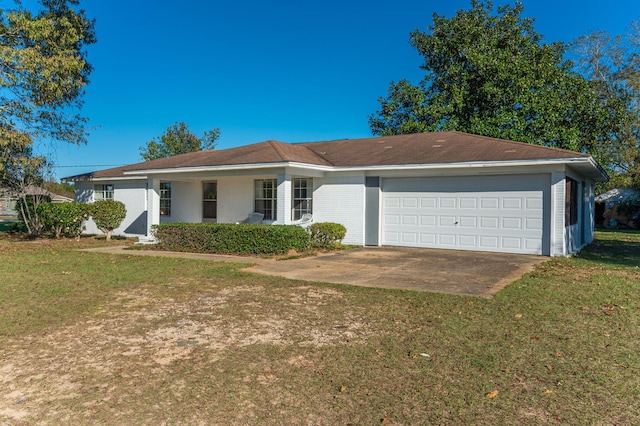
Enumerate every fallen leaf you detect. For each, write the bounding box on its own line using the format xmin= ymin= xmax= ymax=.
xmin=486 ymin=390 xmax=499 ymax=398
xmin=515 ymin=313 xmax=523 ymax=319
xmin=554 ymin=352 xmax=563 ymax=357
xmin=340 ymin=385 xmax=347 ymax=393
xmin=544 ymin=389 xmax=556 ymax=394
xmin=546 ymin=365 xmax=553 ymax=371
xmin=381 ymin=418 xmax=391 ymax=424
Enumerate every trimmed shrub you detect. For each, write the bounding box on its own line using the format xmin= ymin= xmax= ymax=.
xmin=307 ymin=222 xmax=347 ymax=248
xmin=153 ymin=223 xmax=311 ymax=255
xmin=37 ymin=202 xmax=90 ymax=239
xmin=91 ymin=200 xmax=126 ymax=240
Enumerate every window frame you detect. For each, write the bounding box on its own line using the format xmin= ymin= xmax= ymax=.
xmin=565 ymin=177 xmax=578 ymax=227
xmin=254 ymin=179 xmax=277 ymax=220
xmin=292 ymin=177 xmax=313 ymax=221
xmin=160 ymin=182 xmax=172 ymax=216
xmin=94 ymin=184 xmax=114 ymax=201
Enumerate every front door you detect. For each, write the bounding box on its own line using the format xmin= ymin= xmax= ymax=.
xmin=203 ymin=182 xmax=217 ymax=222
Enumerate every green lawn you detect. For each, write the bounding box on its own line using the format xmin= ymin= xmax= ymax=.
xmin=0 ymin=231 xmax=638 ymax=425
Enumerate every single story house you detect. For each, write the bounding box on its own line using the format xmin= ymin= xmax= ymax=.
xmin=63 ymin=131 xmax=608 ymax=256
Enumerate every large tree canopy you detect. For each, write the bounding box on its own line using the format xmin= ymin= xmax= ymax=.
xmin=573 ymin=25 xmax=640 ymax=189
xmin=369 ymin=1 xmax=626 ymax=170
xmin=0 ymin=0 xmax=96 ymax=148
xmin=140 ymin=122 xmax=220 ymax=161
xmin=0 ymin=0 xmax=95 ymax=234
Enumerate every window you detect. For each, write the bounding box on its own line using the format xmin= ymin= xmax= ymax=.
xmin=565 ymin=178 xmax=578 ymax=226
xmin=202 ymin=182 xmax=217 ymax=220
xmin=292 ymin=178 xmax=313 ymax=220
xmin=94 ymin=184 xmax=114 ymax=201
xmin=254 ymin=179 xmax=277 ymax=220
xmin=160 ymin=182 xmax=171 ymax=216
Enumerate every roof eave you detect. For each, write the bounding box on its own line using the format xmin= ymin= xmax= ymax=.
xmin=77 ymin=157 xmax=607 ymax=182
xmin=122 ymin=161 xmax=334 ymax=176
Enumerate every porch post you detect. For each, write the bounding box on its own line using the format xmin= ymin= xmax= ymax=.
xmin=277 ymin=172 xmax=292 ymax=224
xmin=146 ymin=178 xmax=160 ymax=237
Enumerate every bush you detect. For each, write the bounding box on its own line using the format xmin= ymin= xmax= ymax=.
xmin=37 ymin=202 xmax=90 ymax=239
xmin=153 ymin=223 xmax=311 ymax=255
xmin=91 ymin=200 xmax=126 ymax=240
xmin=307 ymin=222 xmax=347 ymax=248
xmin=617 ymin=200 xmax=640 ymax=228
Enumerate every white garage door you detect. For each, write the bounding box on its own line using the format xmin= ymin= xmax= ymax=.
xmin=382 ymin=175 xmax=549 ymax=255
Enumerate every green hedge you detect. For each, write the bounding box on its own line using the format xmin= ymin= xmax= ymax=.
xmin=152 ymin=223 xmax=311 ymax=255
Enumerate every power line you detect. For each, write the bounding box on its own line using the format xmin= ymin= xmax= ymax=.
xmin=52 ymin=164 xmax=125 ymax=168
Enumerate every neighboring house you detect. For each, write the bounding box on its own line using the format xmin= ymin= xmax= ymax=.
xmin=0 ymin=186 xmax=73 ymax=217
xmin=63 ymin=131 xmax=608 ymax=256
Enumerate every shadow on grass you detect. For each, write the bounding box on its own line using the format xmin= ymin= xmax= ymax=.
xmin=577 ymin=229 xmax=640 ymax=268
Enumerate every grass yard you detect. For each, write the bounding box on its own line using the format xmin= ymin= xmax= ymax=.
xmin=0 ymin=231 xmax=639 ymax=425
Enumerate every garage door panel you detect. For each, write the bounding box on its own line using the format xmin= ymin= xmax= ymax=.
xmin=440 ymin=198 xmax=456 ymax=208
xmin=384 ymin=197 xmax=400 ymax=208
xmin=402 ymin=215 xmax=418 ymax=226
xmin=479 ymin=236 xmax=499 ymax=249
xmin=458 ymin=235 xmax=477 ymax=247
xmin=502 ymin=237 xmax=523 ymax=250
xmin=460 ymin=198 xmax=477 ymax=208
xmin=526 ymin=217 xmax=543 ymax=230
xmin=403 ymin=197 xmax=418 ymax=208
xmin=384 ymin=231 xmax=400 ymax=243
xmin=421 ymin=215 xmax=436 ymax=226
xmin=526 ymin=198 xmax=543 ymax=209
xmin=439 ymin=216 xmax=457 ymax=226
xmin=401 ymin=232 xmax=418 ymax=243
xmin=382 ymin=175 xmax=548 ymax=255
xmin=438 ymin=234 xmax=456 ymax=246
xmin=420 ymin=233 xmax=436 ymax=244
xmin=502 ymin=198 xmax=522 ymax=209
xmin=502 ymin=217 xmax=523 ymax=229
xmin=480 ymin=198 xmax=499 ymax=209
xmin=480 ymin=217 xmax=499 ymax=228
xmin=384 ymin=214 xmax=400 ymax=225
xmin=459 ymin=216 xmax=477 ymax=227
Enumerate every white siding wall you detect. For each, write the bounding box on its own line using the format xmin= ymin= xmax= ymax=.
xmin=313 ymin=172 xmax=366 ymax=245
xmin=217 ymin=176 xmax=259 ymax=223
xmin=162 ymin=181 xmax=201 ymax=224
xmin=550 ymin=171 xmax=566 ymax=256
xmin=583 ymin=180 xmax=596 ymax=245
xmin=75 ymin=180 xmax=147 ymax=236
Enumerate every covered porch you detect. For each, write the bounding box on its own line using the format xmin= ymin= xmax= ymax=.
xmin=143 ymin=166 xmax=322 ymax=238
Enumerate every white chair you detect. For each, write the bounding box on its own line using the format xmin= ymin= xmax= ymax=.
xmin=237 ymin=212 xmax=264 ymax=224
xmin=291 ymin=213 xmax=313 ymax=227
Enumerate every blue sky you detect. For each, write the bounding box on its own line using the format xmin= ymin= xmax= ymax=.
xmin=36 ymin=0 xmax=640 ymax=180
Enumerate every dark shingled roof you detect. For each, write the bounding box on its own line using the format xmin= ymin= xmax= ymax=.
xmin=63 ymin=131 xmax=593 ymax=180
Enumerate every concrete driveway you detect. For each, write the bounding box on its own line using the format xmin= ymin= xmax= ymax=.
xmin=84 ymin=246 xmax=547 ymax=297
xmin=249 ymin=247 xmax=547 ymax=297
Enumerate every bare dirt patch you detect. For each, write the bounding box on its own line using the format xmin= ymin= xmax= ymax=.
xmin=0 ymin=284 xmax=371 ymax=424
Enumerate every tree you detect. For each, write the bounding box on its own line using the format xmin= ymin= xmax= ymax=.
xmin=369 ymin=1 xmax=625 ymax=169
xmin=91 ymin=200 xmax=126 ymax=241
xmin=573 ymin=25 xmax=640 ymax=190
xmin=1 ymin=137 xmax=51 ymax=235
xmin=1 ymin=0 xmax=96 ymax=234
xmin=139 ymin=122 xmax=221 ymax=161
